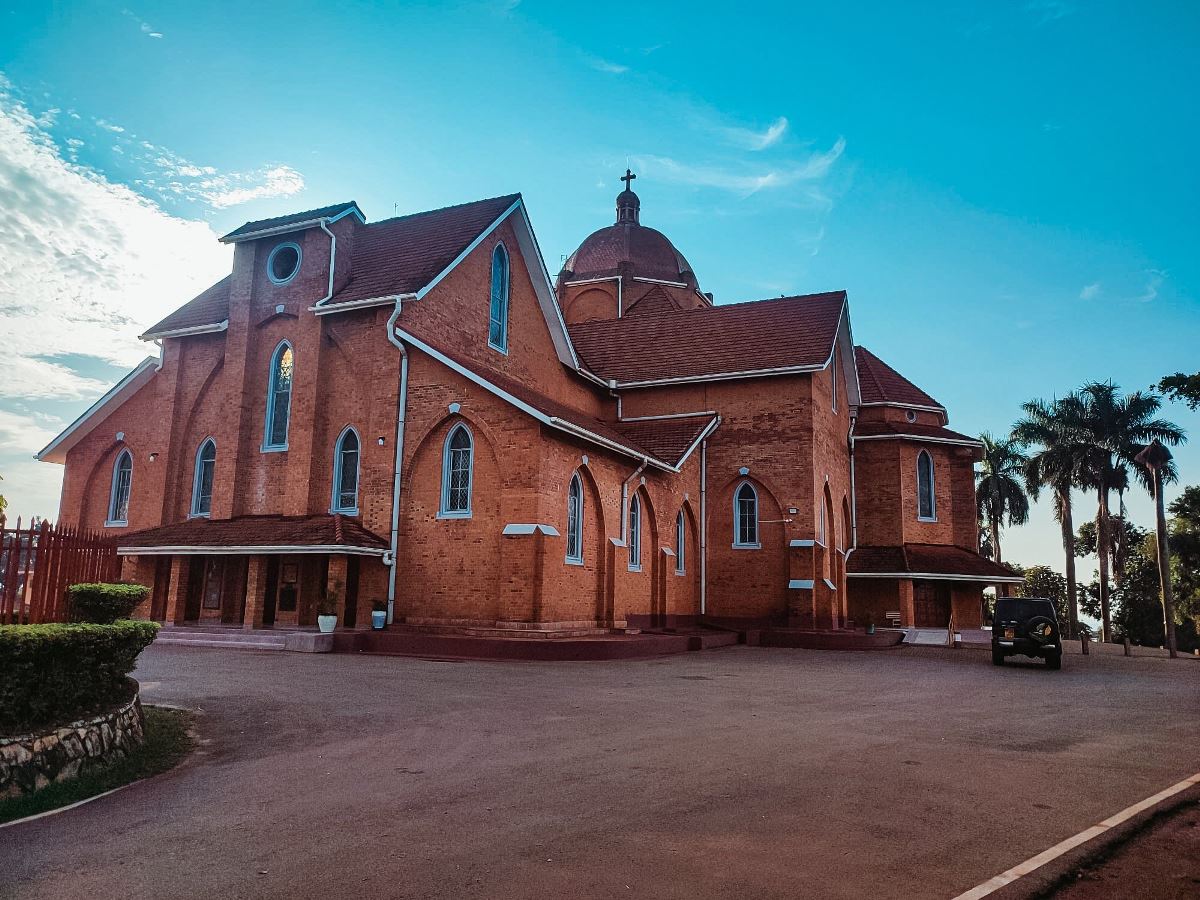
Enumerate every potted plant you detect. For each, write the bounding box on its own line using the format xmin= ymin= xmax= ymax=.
xmin=864 ymin=614 xmax=876 ymax=636
xmin=371 ymin=600 xmax=388 ymax=631
xmin=317 ymin=591 xmax=339 ymax=634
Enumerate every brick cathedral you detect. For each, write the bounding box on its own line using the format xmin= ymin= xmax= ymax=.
xmin=38 ymin=173 xmax=1019 ymax=634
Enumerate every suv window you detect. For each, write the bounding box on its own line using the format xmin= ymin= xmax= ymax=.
xmin=995 ymin=597 xmax=1055 ymax=621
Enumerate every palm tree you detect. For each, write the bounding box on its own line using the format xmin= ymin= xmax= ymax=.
xmin=1013 ymin=397 xmax=1090 ymax=637
xmin=975 ymin=433 xmax=1030 ymax=571
xmin=1071 ymin=382 xmax=1186 ymax=642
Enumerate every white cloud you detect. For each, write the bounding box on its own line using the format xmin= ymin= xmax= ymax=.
xmin=633 ymin=137 xmax=846 ymax=198
xmin=723 ymin=116 xmax=789 ymax=151
xmin=587 ymin=57 xmax=629 ymax=75
xmin=132 ymin=142 xmax=304 ymax=209
xmin=0 ymin=87 xmax=231 ymax=402
xmin=201 ymin=165 xmax=305 ymax=209
xmin=0 ymin=408 xmax=61 ymax=454
xmin=1026 ymin=0 xmax=1073 ymax=25
xmin=1136 ymin=270 xmax=1164 ymax=303
xmin=95 ymin=118 xmax=125 ymax=133
xmin=123 ymin=9 xmax=164 ymax=39
xmin=1079 ymin=281 xmax=1100 ymax=300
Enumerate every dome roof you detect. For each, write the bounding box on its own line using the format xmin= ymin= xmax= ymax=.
xmin=557 ymin=173 xmax=698 ymax=289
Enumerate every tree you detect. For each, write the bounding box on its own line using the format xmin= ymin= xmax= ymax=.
xmin=1015 ymin=564 xmax=1071 ymax=629
xmin=0 ymin=472 xmax=6 ymax=525
xmin=1068 ymin=382 xmax=1185 ymax=642
xmin=975 ymin=433 xmax=1030 ymax=568
xmin=1014 ymin=396 xmax=1091 ymax=637
xmin=1157 ymin=372 xmax=1200 ymax=410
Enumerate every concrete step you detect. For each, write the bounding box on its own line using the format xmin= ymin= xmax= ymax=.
xmin=399 ymin=623 xmax=613 ymax=639
xmin=156 ymin=636 xmax=287 ymax=652
xmin=686 ymin=631 xmax=740 ymax=651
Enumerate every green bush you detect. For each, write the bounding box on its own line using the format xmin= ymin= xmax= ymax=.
xmin=67 ymin=582 xmax=150 ymax=624
xmin=0 ymin=621 xmax=159 ymax=734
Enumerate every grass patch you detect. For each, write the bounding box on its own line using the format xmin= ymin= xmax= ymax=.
xmin=0 ymin=706 xmax=194 ymax=825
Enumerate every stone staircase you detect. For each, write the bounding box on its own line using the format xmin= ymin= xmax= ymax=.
xmin=155 ymin=625 xmax=331 ymax=653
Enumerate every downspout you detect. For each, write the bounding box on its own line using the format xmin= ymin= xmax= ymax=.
xmin=700 ymin=439 xmax=708 ymax=615
xmin=384 ymin=300 xmax=410 ymax=625
xmin=848 ymin=416 xmax=858 ymax=550
xmin=317 ymin=219 xmax=337 ymax=304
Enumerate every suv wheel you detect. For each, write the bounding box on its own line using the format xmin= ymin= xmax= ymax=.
xmin=992 ymin=648 xmax=1005 ymax=666
xmin=1046 ymin=652 xmax=1062 ymax=670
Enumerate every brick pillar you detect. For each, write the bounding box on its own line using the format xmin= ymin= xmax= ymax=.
xmin=899 ymin=579 xmax=915 ymax=626
xmin=243 ymin=555 xmax=269 ymax=629
xmin=164 ymin=556 xmax=189 ymax=625
xmin=787 ymin=540 xmax=817 ymax=628
xmin=326 ymin=554 xmax=348 ymax=624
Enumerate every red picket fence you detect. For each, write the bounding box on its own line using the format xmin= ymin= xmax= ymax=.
xmin=0 ymin=518 xmax=120 ymax=624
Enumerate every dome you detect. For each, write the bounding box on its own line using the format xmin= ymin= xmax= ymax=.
xmin=557 ymin=172 xmax=698 ymax=289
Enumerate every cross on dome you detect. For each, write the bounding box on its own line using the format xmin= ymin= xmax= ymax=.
xmin=616 ymin=169 xmax=641 ymax=224
xmin=621 ymin=168 xmax=636 ymax=191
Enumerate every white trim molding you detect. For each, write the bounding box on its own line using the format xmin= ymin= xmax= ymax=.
xmin=37 ymin=358 xmax=159 ymax=464
xmin=117 ymin=544 xmax=388 ymax=557
xmin=847 ymin=571 xmax=1026 ymax=584
xmin=502 ymin=523 xmax=561 ymax=536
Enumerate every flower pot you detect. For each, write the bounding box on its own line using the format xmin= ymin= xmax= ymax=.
xmin=865 ymin=623 xmax=876 ymax=635
xmin=371 ymin=610 xmax=387 ymax=630
xmin=317 ymin=614 xmax=337 ymax=634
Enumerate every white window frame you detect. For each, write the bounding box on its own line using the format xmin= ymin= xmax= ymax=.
xmin=675 ymin=510 xmax=686 ymax=574
xmin=488 ymin=242 xmax=510 ymax=354
xmin=917 ymin=449 xmax=937 ymax=522
xmin=106 ymin=449 xmax=133 ymax=527
xmin=331 ymin=426 xmax=361 ymax=515
xmin=266 ymin=241 xmax=303 ymax=285
xmin=628 ymin=494 xmax=642 ymax=571
xmin=733 ymin=481 xmax=760 ymax=549
xmin=439 ymin=423 xmax=474 ymax=518
xmin=565 ymin=473 xmax=584 ymax=564
xmin=263 ymin=340 xmax=294 ymax=452
xmin=190 ymin=438 xmax=216 ymax=518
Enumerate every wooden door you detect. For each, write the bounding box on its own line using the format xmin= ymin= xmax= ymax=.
xmin=913 ymin=582 xmax=950 ymax=627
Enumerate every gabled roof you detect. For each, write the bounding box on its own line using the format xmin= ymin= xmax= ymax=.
xmin=568 ymin=291 xmax=847 ymax=386
xmin=327 ymin=194 xmax=521 ymax=305
xmin=117 ymin=514 xmax=389 ymax=555
xmin=140 ymin=276 xmax=231 ymax=340
xmin=394 ymin=325 xmax=714 ymax=471
xmin=854 ymin=346 xmax=943 ymax=410
xmin=220 ymin=201 xmax=364 ymax=243
xmin=610 ymin=415 xmax=718 ymax=468
xmin=36 ymin=357 xmax=160 ymax=464
xmin=847 ymin=543 xmax=1023 ymax=583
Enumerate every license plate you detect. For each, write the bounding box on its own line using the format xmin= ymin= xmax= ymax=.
xmin=1004 ymin=628 xmax=1015 ymax=639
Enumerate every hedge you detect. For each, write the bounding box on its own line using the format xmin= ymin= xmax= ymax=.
xmin=67 ymin=582 xmax=150 ymax=624
xmin=0 ymin=622 xmax=159 ymax=735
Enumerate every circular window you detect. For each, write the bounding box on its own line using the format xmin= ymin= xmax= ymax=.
xmin=267 ymin=243 xmax=301 ymax=285
xmin=906 ymin=410 xmax=918 ymax=423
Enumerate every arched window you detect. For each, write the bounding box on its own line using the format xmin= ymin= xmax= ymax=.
xmin=628 ymin=494 xmax=642 ymax=571
xmin=917 ymin=450 xmax=936 ymax=521
xmin=734 ymin=482 xmax=759 ymax=547
xmin=107 ymin=449 xmax=133 ymax=525
xmin=332 ymin=428 xmax=360 ymax=513
xmin=191 ymin=439 xmax=216 ymax=517
xmin=440 ymin=424 xmax=473 ymax=517
xmin=675 ymin=510 xmax=686 ymax=574
xmin=264 ymin=341 xmax=294 ymax=450
xmin=565 ymin=473 xmax=583 ymax=563
xmin=488 ymin=243 xmax=510 ymax=352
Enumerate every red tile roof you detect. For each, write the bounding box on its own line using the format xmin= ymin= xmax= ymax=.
xmin=854 ymin=346 xmax=942 ymax=408
xmin=848 ymin=544 xmax=1021 ymax=581
xmin=117 ymin=514 xmax=389 ymax=552
xmin=141 ymin=276 xmax=231 ymax=338
xmin=220 ymin=201 xmax=363 ymax=242
xmin=145 ymin=195 xmax=520 ymax=337
xmin=398 ymin=325 xmax=702 ymax=469
xmin=853 ymin=420 xmax=979 ymax=445
xmin=610 ymin=415 xmax=717 ymax=467
xmin=568 ymin=291 xmax=846 ymax=384
xmin=328 ymin=194 xmax=520 ymax=305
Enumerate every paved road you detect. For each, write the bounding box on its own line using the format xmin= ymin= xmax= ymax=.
xmin=3 ymin=645 xmax=1198 ymax=900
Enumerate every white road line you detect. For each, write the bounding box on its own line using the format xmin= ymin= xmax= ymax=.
xmin=951 ymin=771 xmax=1200 ymax=900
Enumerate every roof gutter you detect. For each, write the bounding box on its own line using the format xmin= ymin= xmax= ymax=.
xmin=139 ymin=320 xmax=229 ymax=342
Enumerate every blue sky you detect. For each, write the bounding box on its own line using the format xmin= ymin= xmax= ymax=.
xmin=0 ymin=0 xmax=1197 ymax=578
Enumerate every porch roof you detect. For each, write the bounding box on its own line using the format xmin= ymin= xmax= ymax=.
xmin=116 ymin=514 xmax=390 ymax=556
xmin=847 ymin=543 xmax=1024 ymax=584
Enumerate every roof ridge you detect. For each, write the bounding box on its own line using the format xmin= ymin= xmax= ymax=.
xmin=366 ymin=192 xmax=521 ymax=229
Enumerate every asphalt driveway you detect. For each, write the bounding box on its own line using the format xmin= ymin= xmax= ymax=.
xmin=2 ymin=644 xmax=1198 ymax=900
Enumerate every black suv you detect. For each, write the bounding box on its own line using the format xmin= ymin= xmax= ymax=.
xmin=992 ymin=596 xmax=1062 ymax=669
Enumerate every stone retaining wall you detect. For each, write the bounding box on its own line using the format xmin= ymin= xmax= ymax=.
xmin=0 ymin=689 xmax=145 ymax=798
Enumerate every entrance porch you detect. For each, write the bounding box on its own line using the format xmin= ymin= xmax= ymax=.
xmin=116 ymin=514 xmax=391 ymax=630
